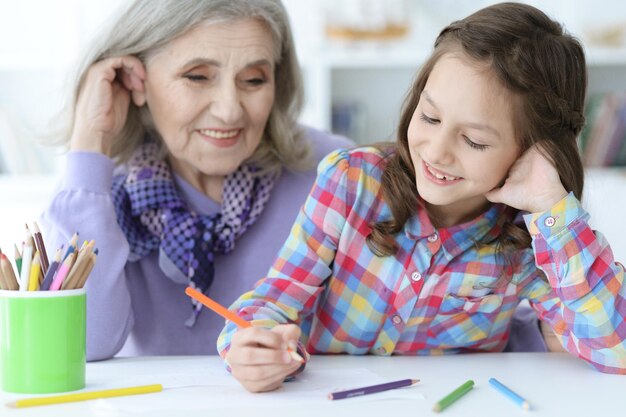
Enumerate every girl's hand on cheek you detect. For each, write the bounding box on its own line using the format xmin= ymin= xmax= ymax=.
xmin=485 ymin=144 xmax=568 ymax=213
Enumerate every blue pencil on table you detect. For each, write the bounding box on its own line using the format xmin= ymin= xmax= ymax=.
xmin=328 ymin=378 xmax=419 ymax=400
xmin=489 ymin=378 xmax=531 ymax=410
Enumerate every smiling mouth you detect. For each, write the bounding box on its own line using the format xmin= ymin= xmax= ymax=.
xmin=424 ymin=161 xmax=460 ymax=181
xmin=199 ymin=129 xmax=240 ymax=139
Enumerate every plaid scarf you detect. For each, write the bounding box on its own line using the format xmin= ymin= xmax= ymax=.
xmin=112 ymin=141 xmax=278 ymax=327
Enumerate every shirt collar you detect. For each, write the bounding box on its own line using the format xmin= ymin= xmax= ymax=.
xmin=404 ymin=198 xmax=510 ymax=260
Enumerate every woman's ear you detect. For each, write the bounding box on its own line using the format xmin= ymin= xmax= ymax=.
xmin=132 ymin=88 xmax=147 ymax=107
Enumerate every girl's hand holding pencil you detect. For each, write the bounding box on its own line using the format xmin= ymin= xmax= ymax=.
xmin=184 ymin=287 xmax=304 ymax=393
xmin=0 ymin=224 xmax=97 ymax=292
xmin=225 ymin=323 xmax=304 ymax=393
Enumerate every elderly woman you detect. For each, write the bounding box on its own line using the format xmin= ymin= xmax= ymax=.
xmin=40 ymin=0 xmax=351 ymax=361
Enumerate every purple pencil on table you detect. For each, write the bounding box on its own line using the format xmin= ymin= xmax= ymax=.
xmin=328 ymin=378 xmax=420 ymax=400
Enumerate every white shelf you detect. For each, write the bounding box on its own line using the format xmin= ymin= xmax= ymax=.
xmin=300 ymin=42 xmax=626 ymax=141
xmin=586 ymin=47 xmax=626 ymax=66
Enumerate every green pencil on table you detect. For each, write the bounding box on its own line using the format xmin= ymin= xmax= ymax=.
xmin=433 ymin=379 xmax=474 ymax=412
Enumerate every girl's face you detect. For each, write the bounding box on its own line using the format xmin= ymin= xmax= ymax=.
xmin=407 ymin=53 xmax=521 ymax=226
xmin=139 ymin=18 xmax=276 ymax=197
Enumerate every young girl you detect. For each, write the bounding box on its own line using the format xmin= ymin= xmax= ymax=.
xmin=218 ymin=2 xmax=626 ymax=392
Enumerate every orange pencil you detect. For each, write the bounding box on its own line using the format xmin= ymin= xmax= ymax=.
xmin=185 ymin=286 xmax=304 ymax=363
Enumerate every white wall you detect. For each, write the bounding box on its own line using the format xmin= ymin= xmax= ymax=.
xmin=1 ymin=1 xmax=625 ymax=260
xmin=2 ymin=1 xmax=626 ymax=171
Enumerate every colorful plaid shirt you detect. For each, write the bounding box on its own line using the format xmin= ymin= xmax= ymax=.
xmin=218 ymin=147 xmax=626 ymax=374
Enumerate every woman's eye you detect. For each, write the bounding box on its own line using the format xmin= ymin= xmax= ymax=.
xmin=184 ymin=74 xmax=208 ymax=82
xmin=464 ymin=136 xmax=488 ymax=151
xmin=419 ymin=112 xmax=439 ymax=125
xmin=244 ymin=78 xmax=266 ymax=86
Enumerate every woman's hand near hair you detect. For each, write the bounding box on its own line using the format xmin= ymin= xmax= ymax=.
xmin=226 ymin=324 xmax=304 ymax=393
xmin=485 ymin=144 xmax=568 ymax=213
xmin=70 ymin=56 xmax=146 ymax=156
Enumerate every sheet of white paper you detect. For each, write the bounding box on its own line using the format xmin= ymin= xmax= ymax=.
xmin=85 ymin=367 xmax=424 ymax=414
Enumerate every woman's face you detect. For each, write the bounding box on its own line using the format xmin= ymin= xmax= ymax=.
xmin=140 ymin=18 xmax=276 ymax=193
xmin=407 ymin=53 xmax=521 ymax=226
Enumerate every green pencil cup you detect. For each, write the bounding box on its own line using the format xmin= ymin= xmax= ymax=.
xmin=0 ymin=288 xmax=86 ymax=393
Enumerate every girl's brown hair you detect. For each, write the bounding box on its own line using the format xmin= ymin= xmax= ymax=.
xmin=368 ymin=2 xmax=587 ymax=261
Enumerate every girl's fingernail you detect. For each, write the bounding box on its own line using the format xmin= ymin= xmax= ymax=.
xmin=283 ymin=351 xmax=292 ymax=363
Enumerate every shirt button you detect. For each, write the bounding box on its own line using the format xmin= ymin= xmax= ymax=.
xmin=427 ymin=233 xmax=438 ymax=242
xmin=544 ymin=216 xmax=556 ymax=227
xmin=411 ymin=271 xmax=422 ymax=282
xmin=392 ymin=315 xmax=402 ymax=325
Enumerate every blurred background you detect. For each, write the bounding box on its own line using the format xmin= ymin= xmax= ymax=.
xmin=1 ymin=0 xmax=625 ymax=256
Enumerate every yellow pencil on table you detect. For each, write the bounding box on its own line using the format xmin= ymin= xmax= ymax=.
xmin=185 ymin=286 xmax=305 ymax=363
xmin=6 ymin=384 xmax=163 ymax=408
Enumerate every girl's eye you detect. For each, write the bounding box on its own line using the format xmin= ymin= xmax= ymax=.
xmin=464 ymin=136 xmax=488 ymax=151
xmin=419 ymin=112 xmax=439 ymax=125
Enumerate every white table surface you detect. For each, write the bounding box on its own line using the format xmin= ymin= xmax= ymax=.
xmin=2 ymin=353 xmax=625 ymax=417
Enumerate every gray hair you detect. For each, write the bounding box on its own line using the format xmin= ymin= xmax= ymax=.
xmin=57 ymin=0 xmax=310 ymax=172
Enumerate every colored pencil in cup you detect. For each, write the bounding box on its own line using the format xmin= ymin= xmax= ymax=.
xmin=6 ymin=384 xmax=163 ymax=408
xmin=49 ymin=251 xmax=77 ymax=291
xmin=489 ymin=378 xmax=531 ymax=410
xmin=185 ymin=286 xmax=305 ymax=363
xmin=63 ymin=232 xmax=79 ymax=260
xmin=14 ymin=244 xmax=22 ymax=276
xmin=18 ymin=231 xmax=34 ymax=291
xmin=0 ymin=253 xmax=19 ymax=290
xmin=75 ymin=251 xmax=97 ymax=289
xmin=40 ymin=246 xmax=63 ymax=291
xmin=0 ymin=249 xmax=7 ymax=290
xmin=62 ymin=240 xmax=95 ymax=290
xmin=433 ymin=380 xmax=474 ymax=412
xmin=27 ymin=251 xmax=42 ymax=291
xmin=32 ymin=222 xmax=49 ymax=275
xmin=328 ymin=378 xmax=420 ymax=400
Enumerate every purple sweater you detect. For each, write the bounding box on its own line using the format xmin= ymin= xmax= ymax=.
xmin=40 ymin=127 xmax=544 ymax=360
xmin=40 ymin=127 xmax=351 ymax=360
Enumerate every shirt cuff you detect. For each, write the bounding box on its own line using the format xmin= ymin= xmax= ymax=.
xmin=523 ymin=192 xmax=586 ymax=239
xmin=64 ymin=151 xmax=114 ymax=193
